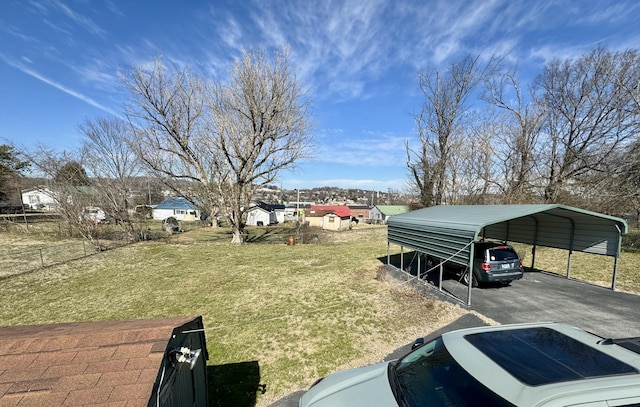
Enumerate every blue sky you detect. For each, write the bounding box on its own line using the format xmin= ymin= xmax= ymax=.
xmin=1 ymin=1 xmax=639 ymax=191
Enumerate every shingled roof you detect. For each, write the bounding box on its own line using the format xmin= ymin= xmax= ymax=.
xmin=0 ymin=316 xmax=203 ymax=407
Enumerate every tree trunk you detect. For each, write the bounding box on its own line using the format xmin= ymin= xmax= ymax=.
xmin=231 ymin=227 xmax=244 ymax=244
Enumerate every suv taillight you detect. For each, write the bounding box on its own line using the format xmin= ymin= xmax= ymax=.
xmin=481 ymin=262 xmax=491 ymax=272
xmin=519 ymin=260 xmax=523 ymax=268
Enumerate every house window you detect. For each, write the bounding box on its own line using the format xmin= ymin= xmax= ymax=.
xmin=29 ymin=196 xmax=40 ymax=204
xmin=328 ymin=217 xmax=335 ymax=223
xmin=175 ymin=210 xmax=187 ymax=215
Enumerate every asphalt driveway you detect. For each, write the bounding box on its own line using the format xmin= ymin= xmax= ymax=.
xmin=428 ymin=268 xmax=640 ymax=338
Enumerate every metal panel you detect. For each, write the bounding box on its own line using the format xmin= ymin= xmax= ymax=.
xmin=388 ymin=222 xmax=475 ymax=266
xmin=149 ymin=317 xmax=208 ymax=407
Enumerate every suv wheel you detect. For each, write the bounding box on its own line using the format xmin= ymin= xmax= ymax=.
xmin=463 ymin=270 xmax=478 ymax=287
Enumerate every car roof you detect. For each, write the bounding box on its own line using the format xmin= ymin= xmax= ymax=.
xmin=441 ymin=322 xmax=640 ymax=406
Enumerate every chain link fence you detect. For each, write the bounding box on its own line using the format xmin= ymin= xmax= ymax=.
xmin=1 ymin=240 xmax=96 ymax=279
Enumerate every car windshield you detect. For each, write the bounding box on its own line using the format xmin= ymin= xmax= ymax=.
xmin=391 ymin=338 xmax=514 ymax=407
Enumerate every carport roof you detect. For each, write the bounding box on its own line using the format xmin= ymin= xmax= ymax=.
xmin=389 ymin=204 xmax=627 ymax=234
xmin=388 ymin=204 xmax=627 ymax=264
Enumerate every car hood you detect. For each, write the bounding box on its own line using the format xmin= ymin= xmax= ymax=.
xmin=299 ymin=361 xmax=398 ymax=407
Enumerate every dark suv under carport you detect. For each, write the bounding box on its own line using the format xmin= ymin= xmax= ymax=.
xmin=427 ymin=241 xmax=524 ymax=287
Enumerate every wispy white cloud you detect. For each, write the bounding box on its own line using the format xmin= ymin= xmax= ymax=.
xmin=49 ymin=0 xmax=107 ymax=38
xmin=240 ymin=0 xmax=395 ymax=100
xmin=1 ymin=55 xmax=119 ymax=117
xmin=574 ymin=2 xmax=639 ymax=25
xmin=1 ymin=25 xmax=39 ymax=43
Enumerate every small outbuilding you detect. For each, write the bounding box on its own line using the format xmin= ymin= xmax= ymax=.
xmin=0 ymin=316 xmax=208 ymax=407
xmin=246 ymin=202 xmax=286 ymax=226
xmin=370 ymin=205 xmax=409 ymax=224
xmin=348 ymin=205 xmax=370 ymax=223
xmin=387 ymin=204 xmax=628 ymax=305
xmin=305 ymin=206 xmax=352 ymax=231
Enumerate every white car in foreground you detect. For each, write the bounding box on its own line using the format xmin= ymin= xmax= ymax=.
xmin=299 ymin=322 xmax=640 ymax=406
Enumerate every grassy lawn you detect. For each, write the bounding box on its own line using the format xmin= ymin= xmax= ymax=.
xmin=0 ymin=224 xmax=472 ymax=406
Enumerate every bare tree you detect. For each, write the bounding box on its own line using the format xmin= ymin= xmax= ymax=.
xmin=406 ymin=55 xmax=485 ymax=207
xmin=123 ymin=49 xmax=313 ymax=243
xmin=122 ymin=58 xmax=221 ymax=227
xmin=455 ymin=113 xmax=500 ymax=204
xmin=25 ymin=146 xmax=103 ymax=245
xmin=536 ymin=46 xmax=640 ymax=203
xmin=206 ymin=50 xmax=313 ymax=243
xmin=79 ymin=117 xmax=142 ymax=230
xmin=483 ymin=65 xmax=545 ymax=202
xmin=617 ymin=49 xmax=640 ymax=115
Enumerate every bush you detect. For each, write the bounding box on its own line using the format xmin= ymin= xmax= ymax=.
xmin=622 ymin=231 xmax=640 ymax=253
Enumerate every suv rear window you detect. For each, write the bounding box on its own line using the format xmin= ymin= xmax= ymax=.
xmin=474 ymin=245 xmax=519 ymax=261
xmin=465 ymin=327 xmax=638 ymax=386
xmin=487 ymin=247 xmax=518 ymax=261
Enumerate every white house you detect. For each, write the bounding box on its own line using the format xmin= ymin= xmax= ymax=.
xmin=246 ymin=202 xmax=285 ymax=226
xmin=21 ymin=187 xmax=57 ymax=211
xmin=152 ymin=197 xmax=200 ymax=221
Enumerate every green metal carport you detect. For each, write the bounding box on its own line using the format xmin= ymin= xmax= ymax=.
xmin=386 ymin=204 xmax=628 ymax=306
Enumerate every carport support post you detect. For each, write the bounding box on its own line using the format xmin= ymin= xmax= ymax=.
xmin=417 ymin=253 xmax=421 ymax=279
xmin=612 ymin=226 xmax=622 ymax=290
xmin=612 ymin=254 xmax=620 ymax=290
xmin=387 ymin=241 xmax=390 ymax=266
xmin=566 ymin=250 xmax=573 ymax=279
xmin=566 ymin=218 xmax=576 ymax=279
xmin=467 ymin=242 xmax=475 ymax=306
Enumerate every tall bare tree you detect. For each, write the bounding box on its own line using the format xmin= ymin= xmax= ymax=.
xmin=123 ymin=49 xmax=313 ymax=243
xmin=455 ymin=112 xmax=500 ymax=204
xmin=123 ymin=58 xmax=221 ymax=227
xmin=406 ymin=55 xmax=484 ymax=207
xmin=206 ymin=50 xmax=313 ymax=243
xmin=536 ymin=46 xmax=640 ymax=203
xmin=483 ymin=65 xmax=545 ymax=202
xmin=79 ymin=117 xmax=142 ymax=229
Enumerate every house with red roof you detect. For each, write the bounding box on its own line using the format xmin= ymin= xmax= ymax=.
xmin=305 ymin=205 xmax=353 ymax=231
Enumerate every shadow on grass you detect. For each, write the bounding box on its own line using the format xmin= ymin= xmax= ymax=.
xmin=207 ymin=361 xmax=265 ymax=407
